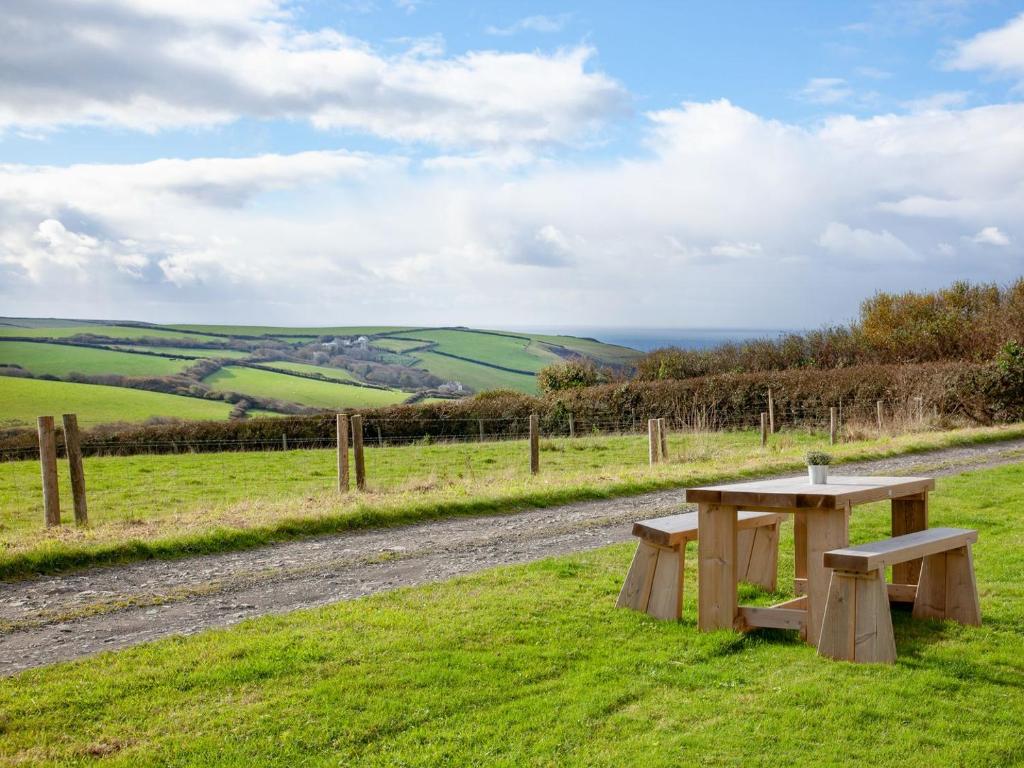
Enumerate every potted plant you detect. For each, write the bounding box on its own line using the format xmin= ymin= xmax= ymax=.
xmin=806 ymin=450 xmax=832 ymax=484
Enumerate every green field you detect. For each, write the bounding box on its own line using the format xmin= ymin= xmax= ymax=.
xmin=2 ymin=462 xmax=1022 ymax=765
xmin=114 ymin=346 xmax=255 ymax=360
xmin=0 ymin=376 xmax=234 ymax=429
xmin=0 ymin=341 xmax=193 ymax=378
xmin=0 ymin=324 xmax=223 ymax=342
xmin=170 ymin=325 xmax=411 ymax=337
xmin=204 ymin=366 xmax=409 ymax=409
xmin=259 ymin=361 xmax=361 ymax=382
xmin=395 ymin=329 xmax=562 ymax=372
xmin=2 ymin=423 xmax=1022 ymax=579
xmin=371 ymin=338 xmax=431 ymax=354
xmin=413 ymin=350 xmax=539 ymax=393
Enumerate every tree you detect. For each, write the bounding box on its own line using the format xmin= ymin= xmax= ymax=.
xmin=537 ymin=358 xmax=606 ymax=393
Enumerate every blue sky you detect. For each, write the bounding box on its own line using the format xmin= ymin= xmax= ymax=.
xmin=1 ymin=0 xmax=1023 ymax=328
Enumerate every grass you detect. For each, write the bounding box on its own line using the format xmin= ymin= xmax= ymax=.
xmin=0 ymin=324 xmax=223 ymax=342
xmin=0 ymin=376 xmax=235 ymax=430
xmin=414 ymin=350 xmax=538 ymax=393
xmin=396 ymin=328 xmax=562 ymax=372
xmin=203 ymin=366 xmax=409 ymax=409
xmin=113 ymin=346 xmax=255 ymax=360
xmin=1 ymin=462 xmax=1022 ymax=766
xmin=2 ymin=423 xmax=1023 ymax=579
xmin=169 ymin=324 xmax=411 ymax=337
xmin=0 ymin=341 xmax=193 ymax=377
xmin=259 ymin=360 xmax=361 ymax=382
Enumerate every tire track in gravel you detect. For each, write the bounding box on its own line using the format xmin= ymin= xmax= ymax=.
xmin=2 ymin=438 xmax=1023 ymax=675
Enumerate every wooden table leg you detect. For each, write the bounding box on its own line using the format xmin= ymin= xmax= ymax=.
xmin=793 ymin=512 xmax=807 ymax=596
xmin=803 ymin=505 xmax=849 ymax=645
xmin=892 ymin=492 xmax=928 ymax=585
xmin=697 ymin=503 xmax=738 ymax=631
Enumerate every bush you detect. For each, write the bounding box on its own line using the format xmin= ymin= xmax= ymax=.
xmin=537 ymin=358 xmax=607 ymax=393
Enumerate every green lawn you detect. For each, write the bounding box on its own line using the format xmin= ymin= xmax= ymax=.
xmin=2 ymin=423 xmax=1023 ymax=579
xmin=2 ymin=462 xmax=1022 ymax=766
xmin=258 ymin=361 xmax=361 ymax=382
xmin=0 ymin=341 xmax=193 ymax=378
xmin=204 ymin=366 xmax=409 ymax=409
xmin=414 ymin=350 xmax=538 ymax=393
xmin=0 ymin=376 xmax=235 ymax=430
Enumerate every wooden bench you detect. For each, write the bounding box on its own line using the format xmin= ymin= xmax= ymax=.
xmin=817 ymin=527 xmax=981 ymax=664
xmin=617 ymin=510 xmax=785 ymax=620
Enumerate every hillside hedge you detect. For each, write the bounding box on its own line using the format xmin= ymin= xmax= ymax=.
xmin=0 ymin=361 xmax=1012 ymax=461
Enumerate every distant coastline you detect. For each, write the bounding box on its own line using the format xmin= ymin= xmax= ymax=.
xmin=518 ymin=327 xmax=793 ymax=353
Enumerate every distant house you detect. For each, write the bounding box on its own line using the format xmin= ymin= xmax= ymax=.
xmin=438 ymin=381 xmax=464 ymax=394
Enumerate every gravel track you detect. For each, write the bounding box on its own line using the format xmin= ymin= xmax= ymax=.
xmin=2 ymin=438 xmax=1023 ymax=676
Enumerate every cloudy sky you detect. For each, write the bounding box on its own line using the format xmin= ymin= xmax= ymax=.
xmin=1 ymin=0 xmax=1023 ymax=329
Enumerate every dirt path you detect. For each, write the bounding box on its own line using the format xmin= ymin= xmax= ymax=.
xmin=3 ymin=438 xmax=1023 ymax=676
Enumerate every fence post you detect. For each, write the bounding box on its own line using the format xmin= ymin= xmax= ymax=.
xmin=767 ymin=388 xmax=775 ymax=434
xmin=529 ymin=414 xmax=540 ymax=475
xmin=337 ymin=413 xmax=350 ymax=493
xmin=478 ymin=419 xmax=485 ymax=443
xmin=282 ymin=433 xmax=288 ymax=451
xmin=829 ymin=406 xmax=837 ymax=445
xmin=648 ymin=419 xmax=660 ymax=465
xmin=876 ymin=400 xmax=883 ymax=433
xmin=568 ymin=413 xmax=575 ymax=439
xmin=915 ymin=396 xmax=924 ymax=425
xmin=352 ymin=414 xmax=366 ymax=490
xmin=760 ymin=412 xmax=767 ymax=447
xmin=62 ymin=414 xmax=88 ymax=525
xmin=659 ymin=418 xmax=668 ymax=460
xmin=37 ymin=416 xmax=60 ymax=527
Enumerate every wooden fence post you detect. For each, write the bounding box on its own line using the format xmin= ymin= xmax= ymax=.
xmin=282 ymin=433 xmax=288 ymax=451
xmin=876 ymin=400 xmax=883 ymax=433
xmin=648 ymin=419 xmax=660 ymax=465
xmin=529 ymin=414 xmax=540 ymax=475
xmin=760 ymin=412 xmax=767 ymax=447
xmin=767 ymin=388 xmax=775 ymax=434
xmin=336 ymin=413 xmax=350 ymax=493
xmin=916 ymin=396 xmax=924 ymax=424
xmin=352 ymin=414 xmax=366 ymax=490
xmin=37 ymin=416 xmax=60 ymax=527
xmin=659 ymin=418 xmax=668 ymax=460
xmin=62 ymin=414 xmax=88 ymax=525
xmin=829 ymin=406 xmax=837 ymax=446
xmin=478 ymin=419 xmax=485 ymax=443
xmin=568 ymin=413 xmax=575 ymax=439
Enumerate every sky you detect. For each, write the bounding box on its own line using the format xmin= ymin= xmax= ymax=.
xmin=1 ymin=0 xmax=1023 ymax=329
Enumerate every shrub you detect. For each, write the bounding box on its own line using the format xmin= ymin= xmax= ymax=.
xmin=537 ymin=358 xmax=607 ymax=393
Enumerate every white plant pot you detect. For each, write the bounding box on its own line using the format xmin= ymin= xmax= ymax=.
xmin=808 ymin=465 xmax=828 ymax=485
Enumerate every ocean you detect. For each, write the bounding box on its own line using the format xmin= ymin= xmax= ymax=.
xmin=525 ymin=327 xmax=792 ymax=353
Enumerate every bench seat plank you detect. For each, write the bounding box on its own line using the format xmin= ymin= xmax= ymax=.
xmin=824 ymin=527 xmax=977 ymax=573
xmin=633 ymin=510 xmax=784 ymax=547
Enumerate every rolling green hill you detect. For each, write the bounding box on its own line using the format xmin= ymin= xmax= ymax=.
xmin=0 ymin=318 xmax=640 ymax=427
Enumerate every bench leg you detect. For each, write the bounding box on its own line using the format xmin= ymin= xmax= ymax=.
xmin=818 ymin=568 xmax=896 ymax=664
xmin=738 ymin=522 xmax=779 ymax=592
xmin=913 ymin=546 xmax=981 ymax=626
xmin=617 ymin=541 xmax=684 ymax=620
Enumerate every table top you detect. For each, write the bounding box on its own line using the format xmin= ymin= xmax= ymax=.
xmin=684 ymin=475 xmax=935 ymax=510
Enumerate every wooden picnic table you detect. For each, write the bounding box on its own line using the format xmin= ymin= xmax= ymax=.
xmin=684 ymin=475 xmax=935 ymax=644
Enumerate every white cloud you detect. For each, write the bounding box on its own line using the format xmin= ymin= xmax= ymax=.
xmin=901 ymin=91 xmax=968 ymax=111
xmin=798 ymin=77 xmax=854 ymax=105
xmin=947 ymin=12 xmax=1024 ymax=82
xmin=970 ymin=226 xmax=1011 ymax=246
xmin=0 ymin=0 xmax=624 ymax=146
xmin=2 ymin=99 xmax=1023 ymax=326
xmin=486 ymin=14 xmax=571 ymax=36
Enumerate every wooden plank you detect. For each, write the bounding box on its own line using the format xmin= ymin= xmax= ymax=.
xmin=740 ymin=523 xmax=779 ymax=592
xmin=854 ymin=569 xmax=896 ymax=664
xmin=817 ymin=570 xmax=856 ymax=660
xmin=336 ymin=413 xmax=350 ymax=493
xmin=529 ymin=414 xmax=540 ymax=475
xmin=944 ymin=545 xmax=981 ymax=626
xmin=824 ymin=528 xmax=977 ymax=573
xmin=351 ymin=414 xmax=366 ymax=490
xmin=685 ymin=475 xmax=936 ymax=509
xmin=697 ymin=504 xmax=738 ymax=631
xmin=648 ymin=419 xmax=659 ymax=465
xmin=805 ymin=506 xmax=849 ymax=644
xmin=892 ymin=493 xmax=928 ymax=584
xmin=632 ymin=511 xmax=784 ymax=548
xmin=62 ymin=413 xmax=88 ymax=525
xmin=912 ymin=552 xmax=946 ymax=620
xmin=794 ymin=513 xmax=807 ymax=593
xmin=616 ymin=542 xmax=659 ymax=612
xmin=887 ymin=583 xmax=918 ymax=603
xmin=738 ymin=606 xmax=806 ymax=632
xmin=37 ymin=416 xmax=60 ymax=527
xmin=647 ymin=546 xmax=683 ymax=620
xmin=773 ymin=595 xmax=808 ymax=610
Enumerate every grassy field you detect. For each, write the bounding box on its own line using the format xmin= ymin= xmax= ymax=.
xmin=0 ymin=324 xmax=223 ymax=342
xmin=396 ymin=329 xmax=562 ymax=372
xmin=114 ymin=346 xmax=255 ymax=360
xmin=0 ymin=341 xmax=193 ymax=378
xmin=170 ymin=325 xmax=411 ymax=337
xmin=260 ymin=360 xmax=361 ymax=382
xmin=2 ymin=423 xmax=1023 ymax=579
xmin=204 ymin=366 xmax=409 ymax=409
xmin=0 ymin=376 xmax=235 ymax=430
xmin=2 ymin=462 xmax=1022 ymax=766
xmin=413 ymin=350 xmax=538 ymax=393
